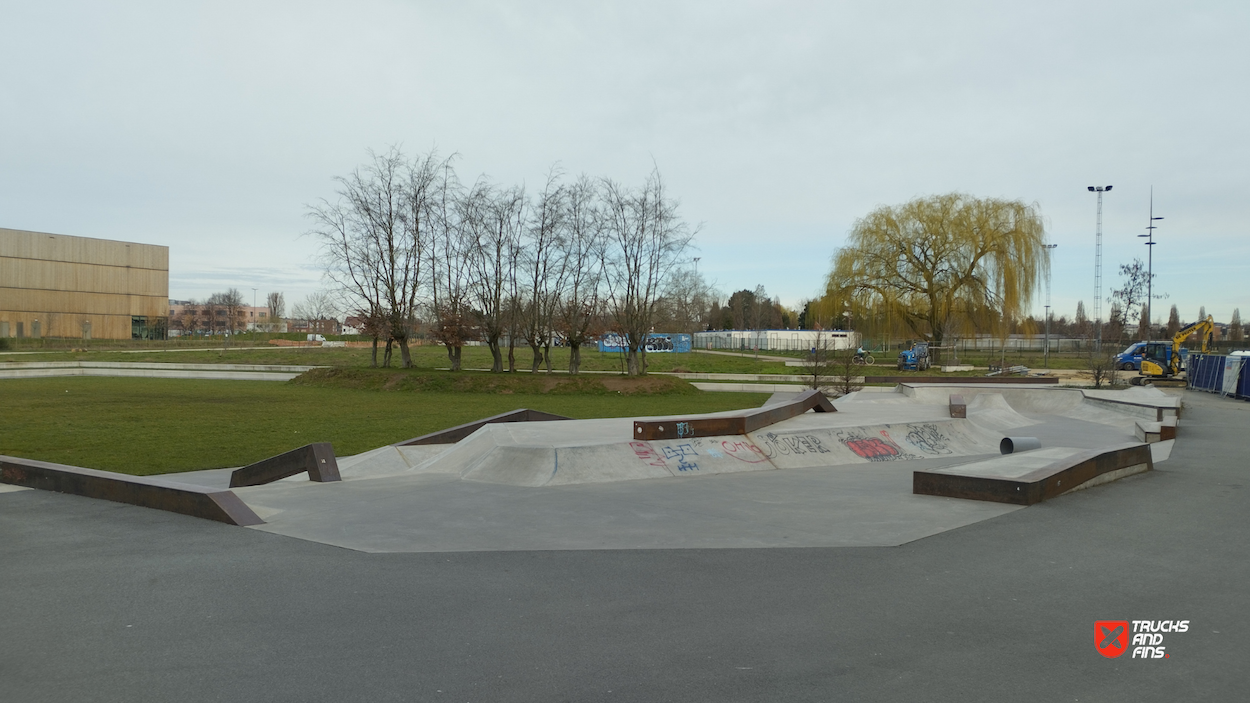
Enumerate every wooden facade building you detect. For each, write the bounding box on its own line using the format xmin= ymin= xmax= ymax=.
xmin=0 ymin=227 xmax=169 ymax=340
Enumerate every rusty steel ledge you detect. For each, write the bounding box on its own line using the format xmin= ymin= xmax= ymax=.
xmin=395 ymin=408 xmax=572 ymax=446
xmin=633 ymin=388 xmax=835 ymax=441
xmin=229 ymin=442 xmax=340 ymax=488
xmin=912 ymin=443 xmax=1153 ymax=506
xmin=0 ymin=455 xmax=264 ymax=526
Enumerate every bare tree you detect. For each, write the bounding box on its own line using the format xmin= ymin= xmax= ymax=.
xmin=292 ymin=290 xmax=338 ymax=327
xmin=308 ymin=147 xmax=433 ymax=368
xmin=308 ymin=181 xmax=387 ymax=362
xmin=601 ymin=168 xmax=696 ymax=376
xmin=828 ymin=351 xmax=865 ymax=397
xmin=656 ymin=267 xmax=714 ymax=335
xmin=265 ymin=292 xmax=285 ymax=333
xmin=555 ymin=175 xmax=606 ymax=374
xmin=1088 ymin=346 xmax=1119 ymax=388
xmin=429 ymin=163 xmax=476 ymax=371
xmin=520 ymin=168 xmax=568 ymax=373
xmin=208 ymin=288 xmax=246 ymax=350
xmin=465 ymin=181 xmax=525 ymax=373
xmin=1231 ymin=308 xmax=1244 ymax=343
xmin=1111 ymin=258 xmax=1160 ymax=343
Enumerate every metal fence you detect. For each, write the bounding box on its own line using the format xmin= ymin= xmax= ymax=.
xmin=692 ymin=330 xmax=859 ymax=352
xmin=1188 ymin=353 xmax=1250 ymax=400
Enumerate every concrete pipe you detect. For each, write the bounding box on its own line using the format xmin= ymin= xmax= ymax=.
xmin=1000 ymin=436 xmax=1041 ymax=455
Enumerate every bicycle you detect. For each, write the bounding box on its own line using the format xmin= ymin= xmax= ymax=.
xmin=852 ymin=353 xmax=875 ymax=366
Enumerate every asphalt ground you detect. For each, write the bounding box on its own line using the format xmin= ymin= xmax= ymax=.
xmin=2 ymin=390 xmax=1247 ymax=702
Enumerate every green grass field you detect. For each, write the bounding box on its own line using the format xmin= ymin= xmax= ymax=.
xmin=0 ymin=342 xmax=1104 ymax=374
xmin=0 ymin=344 xmax=801 ymax=374
xmin=0 ymin=377 xmax=769 ymax=475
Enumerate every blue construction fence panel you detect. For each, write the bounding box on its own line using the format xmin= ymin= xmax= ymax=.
xmin=1187 ymin=353 xmax=1223 ymax=392
xmin=597 ymin=333 xmax=692 ymax=354
xmin=1187 ymin=353 xmax=1250 ymax=400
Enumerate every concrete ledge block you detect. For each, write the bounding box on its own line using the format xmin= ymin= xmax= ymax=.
xmin=0 ymin=455 xmax=264 ymax=526
xmin=229 ymin=443 xmax=341 ymax=487
xmin=913 ymin=443 xmax=1152 ymax=506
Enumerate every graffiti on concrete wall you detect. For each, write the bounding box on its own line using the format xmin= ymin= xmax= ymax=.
xmin=630 ymin=441 xmax=668 ymax=468
xmin=904 ymin=423 xmax=954 ymax=455
xmin=835 ymin=429 xmax=917 ymax=462
xmin=721 ymin=440 xmax=769 ymax=463
xmin=758 ymin=432 xmax=832 ymax=458
xmin=661 ymin=443 xmax=700 ymax=471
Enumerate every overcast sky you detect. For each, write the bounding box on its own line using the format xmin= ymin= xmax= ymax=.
xmin=2 ymin=1 xmax=1247 ymax=325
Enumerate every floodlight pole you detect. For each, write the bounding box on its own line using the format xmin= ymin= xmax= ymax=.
xmin=1087 ymin=185 xmax=1112 ymax=350
xmin=1044 ymin=243 xmax=1058 ymax=367
xmin=1138 ymin=187 xmax=1162 ymax=338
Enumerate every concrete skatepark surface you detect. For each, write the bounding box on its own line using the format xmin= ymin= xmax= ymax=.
xmin=151 ymin=384 xmax=1179 ymax=552
xmin=1 ymin=388 xmax=1245 ymax=702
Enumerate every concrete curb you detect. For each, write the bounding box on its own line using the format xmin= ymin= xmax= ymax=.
xmin=0 ymin=361 xmax=323 ymax=381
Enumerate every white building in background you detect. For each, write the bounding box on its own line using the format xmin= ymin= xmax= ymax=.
xmin=693 ymin=329 xmax=860 ymax=352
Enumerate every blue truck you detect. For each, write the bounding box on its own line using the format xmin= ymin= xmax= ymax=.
xmin=1114 ymin=342 xmax=1149 ymax=371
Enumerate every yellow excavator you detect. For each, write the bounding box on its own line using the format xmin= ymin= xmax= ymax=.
xmin=1134 ymin=315 xmax=1215 ymax=384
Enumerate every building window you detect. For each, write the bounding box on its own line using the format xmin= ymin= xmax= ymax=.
xmin=132 ymin=316 xmax=169 ymax=340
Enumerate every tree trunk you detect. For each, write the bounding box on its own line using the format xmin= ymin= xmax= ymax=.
xmin=370 ymin=336 xmax=379 ymax=368
xmin=569 ymin=344 xmax=581 ymax=375
xmin=446 ymin=343 xmax=462 ymax=371
xmin=487 ymin=337 xmax=503 ymax=373
xmin=383 ymin=338 xmax=393 ymax=367
xmin=508 ymin=339 xmax=516 ymax=373
xmin=530 ymin=343 xmax=542 ymax=373
xmin=626 ymin=347 xmax=642 ymax=376
xmin=398 ymin=336 xmax=413 ymax=368
xmin=543 ymin=343 xmax=553 ymax=373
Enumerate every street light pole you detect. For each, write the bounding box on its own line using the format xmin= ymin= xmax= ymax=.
xmin=1138 ymin=187 xmax=1162 ymax=339
xmin=1043 ymin=243 xmax=1058 ymax=368
xmin=1087 ymin=185 xmax=1113 ymax=350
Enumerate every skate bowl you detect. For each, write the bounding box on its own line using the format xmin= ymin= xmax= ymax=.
xmin=2 ymin=383 xmax=1183 ymax=552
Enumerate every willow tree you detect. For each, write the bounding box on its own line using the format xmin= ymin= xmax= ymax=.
xmin=828 ymin=193 xmax=1048 ymax=357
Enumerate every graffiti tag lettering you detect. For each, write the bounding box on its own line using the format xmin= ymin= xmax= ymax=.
xmin=835 ymin=429 xmax=917 ymax=462
xmin=662 ymin=443 xmax=699 ymax=471
xmin=630 ymin=441 xmax=668 ymax=468
xmin=758 ymin=432 xmax=832 ymax=457
xmin=905 ymin=423 xmax=953 ymax=455
xmin=721 ymin=440 xmax=769 ymax=463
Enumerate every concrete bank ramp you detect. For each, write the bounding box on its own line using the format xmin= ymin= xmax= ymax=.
xmin=899 ymin=384 xmax=1177 ymax=428
xmin=310 ymin=384 xmax=1180 ymax=489
xmin=326 ymin=409 xmax=1006 ymax=488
